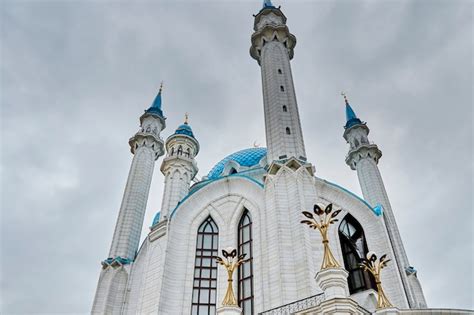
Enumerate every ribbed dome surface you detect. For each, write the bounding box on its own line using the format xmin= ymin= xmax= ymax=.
xmin=207 ymin=147 xmax=267 ymax=179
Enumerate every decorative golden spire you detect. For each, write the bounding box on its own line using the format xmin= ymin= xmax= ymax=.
xmin=360 ymin=252 xmax=394 ymax=309
xmin=159 ymin=81 xmax=164 ymax=94
xmin=215 ymin=248 xmax=248 ymax=307
xmin=184 ymin=112 xmax=189 ymax=124
xmin=301 ymin=203 xmax=342 ymax=270
xmin=341 ymin=91 xmax=349 ymax=105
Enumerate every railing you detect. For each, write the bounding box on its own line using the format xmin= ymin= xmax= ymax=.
xmin=259 ymin=293 xmax=325 ymax=315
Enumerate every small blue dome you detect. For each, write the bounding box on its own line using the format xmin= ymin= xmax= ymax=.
xmin=174 ymin=122 xmax=195 ymax=138
xmin=207 ymin=147 xmax=267 ymax=179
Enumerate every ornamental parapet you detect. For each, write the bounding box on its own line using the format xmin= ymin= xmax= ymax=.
xmin=345 ymin=143 xmax=382 ymax=170
xmin=258 ymin=293 xmax=325 ymax=315
xmin=250 ymin=25 xmax=296 ymax=62
xmin=128 ymin=132 xmax=165 ymax=158
xmin=101 ymin=256 xmax=132 ymax=269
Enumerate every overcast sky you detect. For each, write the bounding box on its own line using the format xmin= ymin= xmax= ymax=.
xmin=1 ymin=0 xmax=472 ymax=313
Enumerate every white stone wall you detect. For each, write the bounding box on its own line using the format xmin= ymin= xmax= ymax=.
xmin=118 ymin=170 xmax=411 ymax=314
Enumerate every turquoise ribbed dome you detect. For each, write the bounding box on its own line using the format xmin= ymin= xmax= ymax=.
xmin=174 ymin=122 xmax=195 ymax=138
xmin=207 ymin=147 xmax=267 ymax=179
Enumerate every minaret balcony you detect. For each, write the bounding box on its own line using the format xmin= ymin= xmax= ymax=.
xmin=345 ymin=143 xmax=382 ymax=170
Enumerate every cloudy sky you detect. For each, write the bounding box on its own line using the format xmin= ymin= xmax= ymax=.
xmin=1 ymin=0 xmax=472 ymax=313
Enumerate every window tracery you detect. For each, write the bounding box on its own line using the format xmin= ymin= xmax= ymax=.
xmin=191 ymin=217 xmax=219 ymax=315
xmin=238 ymin=210 xmax=254 ymax=315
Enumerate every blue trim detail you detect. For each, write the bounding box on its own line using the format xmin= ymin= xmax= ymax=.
xmin=174 ymin=122 xmax=195 ymax=138
xmin=372 ymin=204 xmax=384 ymax=216
xmin=101 ymin=256 xmax=133 ymax=267
xmin=344 ymin=103 xmax=363 ymax=129
xmin=169 ymin=175 xmax=264 ymax=219
xmin=322 ymin=180 xmax=382 ymax=216
xmin=152 ymin=211 xmax=161 ymax=226
xmin=207 ymin=147 xmax=267 ymax=179
xmin=145 ymin=90 xmax=164 ymax=117
xmin=263 ymin=0 xmax=275 ymax=9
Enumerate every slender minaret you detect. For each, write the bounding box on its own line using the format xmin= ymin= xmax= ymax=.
xmin=108 ymin=84 xmax=166 ymax=260
xmin=342 ymin=93 xmax=426 ymax=308
xmin=92 ymin=86 xmax=166 ymax=314
xmin=157 ymin=114 xmax=199 ymax=222
xmin=250 ymin=0 xmax=306 ymax=163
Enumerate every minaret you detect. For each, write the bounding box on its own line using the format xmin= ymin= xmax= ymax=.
xmin=342 ymin=93 xmax=426 ymax=308
xmin=92 ymin=85 xmax=166 ymax=313
xmin=108 ymin=84 xmax=166 ymax=260
xmin=250 ymin=0 xmax=306 ymax=163
xmin=158 ymin=114 xmax=199 ymax=222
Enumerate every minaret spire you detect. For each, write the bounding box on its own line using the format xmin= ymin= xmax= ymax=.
xmin=156 ymin=114 xmax=199 ymax=223
xmin=250 ymin=4 xmax=307 ymax=163
xmin=92 ymin=85 xmax=166 ymax=313
xmin=343 ymin=97 xmax=427 ymax=308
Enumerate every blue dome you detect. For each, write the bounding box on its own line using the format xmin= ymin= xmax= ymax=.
xmin=207 ymin=147 xmax=267 ymax=179
xmin=174 ymin=123 xmax=195 ymax=138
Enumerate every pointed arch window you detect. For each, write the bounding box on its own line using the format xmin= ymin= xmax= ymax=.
xmin=338 ymin=215 xmax=376 ymax=294
xmin=191 ymin=217 xmax=219 ymax=315
xmin=238 ymin=210 xmax=254 ymax=315
xmin=178 ymin=145 xmax=183 ymax=156
xmin=282 ymin=105 xmax=287 ymax=112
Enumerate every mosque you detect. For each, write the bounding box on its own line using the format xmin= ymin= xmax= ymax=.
xmin=91 ymin=1 xmax=471 ymax=314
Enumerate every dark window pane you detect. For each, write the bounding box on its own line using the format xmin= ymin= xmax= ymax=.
xmin=191 ymin=217 xmax=219 ymax=315
xmin=338 ymin=214 xmax=377 ymax=294
xmin=238 ymin=210 xmax=254 ymax=314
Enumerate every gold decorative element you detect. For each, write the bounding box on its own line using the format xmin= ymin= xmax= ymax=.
xmin=341 ymin=91 xmax=349 ymax=105
xmin=215 ymin=247 xmax=248 ymax=307
xmin=301 ymin=204 xmax=342 ymax=270
xmin=360 ymin=252 xmax=394 ymax=309
xmin=159 ymin=81 xmax=164 ymax=93
xmin=184 ymin=112 xmax=189 ymax=124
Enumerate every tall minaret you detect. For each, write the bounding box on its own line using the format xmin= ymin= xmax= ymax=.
xmin=250 ymin=0 xmax=306 ymax=163
xmin=108 ymin=85 xmax=166 ymax=260
xmin=157 ymin=114 xmax=199 ymax=222
xmin=92 ymin=86 xmax=166 ymax=314
xmin=342 ymin=94 xmax=426 ymax=308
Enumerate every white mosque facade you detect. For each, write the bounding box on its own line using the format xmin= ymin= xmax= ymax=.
xmin=91 ymin=2 xmax=470 ymax=315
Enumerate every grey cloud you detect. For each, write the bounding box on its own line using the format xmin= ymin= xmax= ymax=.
xmin=1 ymin=0 xmax=472 ymax=313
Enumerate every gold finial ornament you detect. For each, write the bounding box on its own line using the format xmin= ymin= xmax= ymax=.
xmin=215 ymin=247 xmax=248 ymax=307
xmin=184 ymin=112 xmax=189 ymax=124
xmin=159 ymin=81 xmax=164 ymax=93
xmin=341 ymin=91 xmax=349 ymax=105
xmin=301 ymin=204 xmax=342 ymax=270
xmin=360 ymin=252 xmax=394 ymax=309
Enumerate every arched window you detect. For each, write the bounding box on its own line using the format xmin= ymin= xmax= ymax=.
xmin=238 ymin=210 xmax=254 ymax=315
xmin=282 ymin=105 xmax=287 ymax=112
xmin=278 ymin=69 xmax=282 ymax=74
xmin=229 ymin=168 xmax=238 ymax=175
xmin=191 ymin=217 xmax=219 ymax=315
xmin=354 ymin=139 xmax=360 ymax=147
xmin=280 ymin=85 xmax=285 ymax=92
xmin=285 ymin=127 xmax=291 ymax=135
xmin=186 ymin=148 xmax=191 ymax=158
xmin=338 ymin=215 xmax=376 ymax=294
xmin=171 ymin=147 xmax=175 ymax=156
xmin=178 ymin=145 xmax=183 ymax=156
